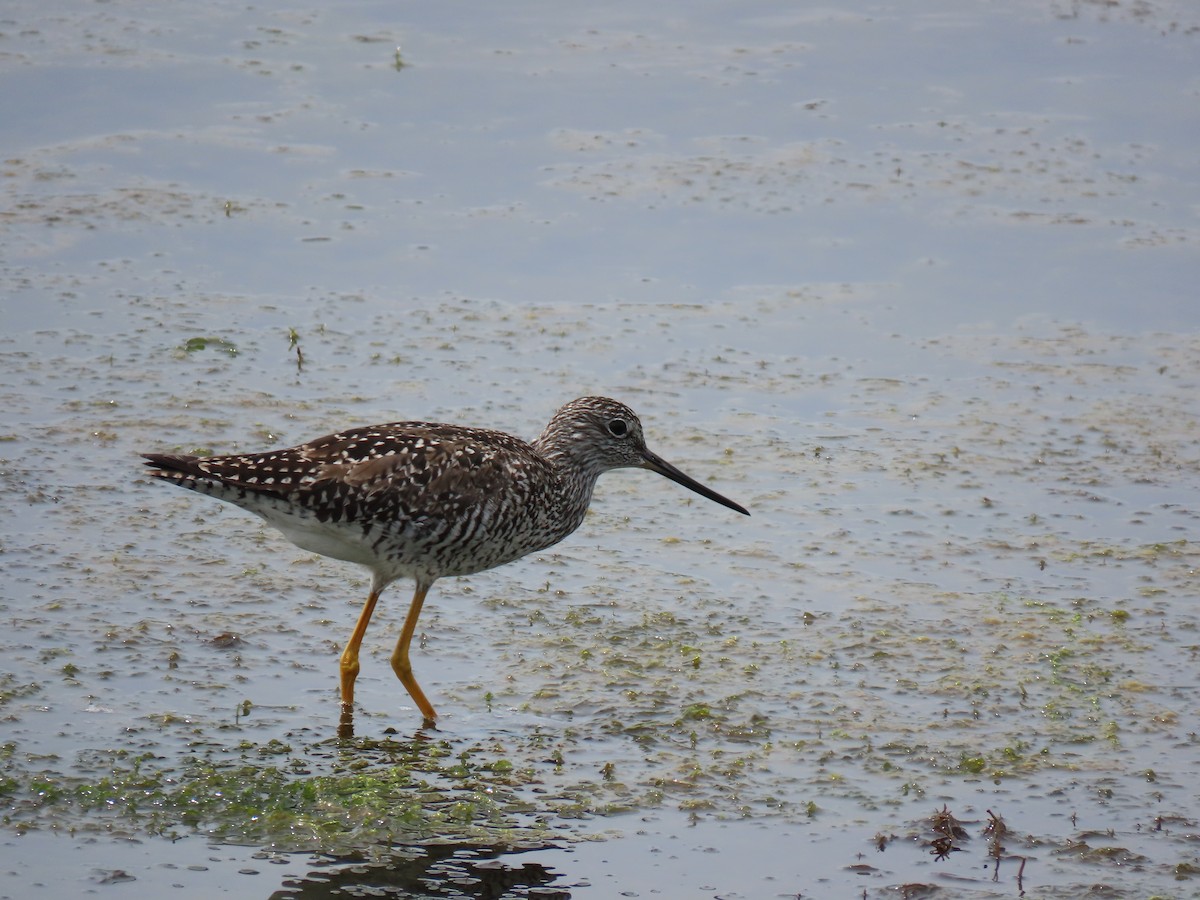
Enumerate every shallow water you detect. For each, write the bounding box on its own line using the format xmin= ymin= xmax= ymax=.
xmin=2 ymin=0 xmax=1199 ymax=897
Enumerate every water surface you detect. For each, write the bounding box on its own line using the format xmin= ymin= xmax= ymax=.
xmin=2 ymin=1 xmax=1198 ymax=897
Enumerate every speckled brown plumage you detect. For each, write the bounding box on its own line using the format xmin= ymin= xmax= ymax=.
xmin=142 ymin=396 xmax=748 ymax=733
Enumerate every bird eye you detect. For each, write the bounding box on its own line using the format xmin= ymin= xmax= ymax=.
xmin=607 ymin=418 xmax=628 ymax=437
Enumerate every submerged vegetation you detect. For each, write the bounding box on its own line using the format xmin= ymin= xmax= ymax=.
xmin=2 ymin=736 xmax=558 ymax=851
xmin=2 ymin=555 xmax=1193 ymax=864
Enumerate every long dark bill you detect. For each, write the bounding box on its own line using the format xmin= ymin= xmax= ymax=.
xmin=641 ymin=449 xmax=750 ymax=516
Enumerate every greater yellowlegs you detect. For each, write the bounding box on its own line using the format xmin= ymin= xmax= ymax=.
xmin=143 ymin=396 xmax=748 ymax=733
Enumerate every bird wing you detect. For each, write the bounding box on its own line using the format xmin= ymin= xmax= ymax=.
xmin=145 ymin=423 xmax=550 ymax=531
xmin=304 ymin=434 xmax=526 ymax=515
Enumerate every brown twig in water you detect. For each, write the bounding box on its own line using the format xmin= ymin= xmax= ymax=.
xmin=929 ymin=805 xmax=966 ymax=860
xmin=984 ymin=809 xmax=1007 ymax=879
xmin=984 ymin=808 xmax=1028 ymax=893
xmin=287 ymin=327 xmax=304 ymax=373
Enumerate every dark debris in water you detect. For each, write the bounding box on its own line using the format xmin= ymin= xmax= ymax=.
xmin=91 ymin=868 xmax=137 ymax=885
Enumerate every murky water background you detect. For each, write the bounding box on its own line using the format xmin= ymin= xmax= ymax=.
xmin=2 ymin=1 xmax=1198 ymax=897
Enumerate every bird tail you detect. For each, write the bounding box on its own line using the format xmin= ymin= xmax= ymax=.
xmin=141 ymin=452 xmax=274 ymax=499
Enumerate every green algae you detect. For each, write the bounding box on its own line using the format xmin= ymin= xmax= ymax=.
xmin=179 ymin=336 xmax=239 ymax=356
xmin=0 ymin=737 xmax=563 ymax=852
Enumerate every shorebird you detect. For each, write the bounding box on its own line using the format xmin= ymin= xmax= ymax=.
xmin=143 ymin=396 xmax=748 ymax=733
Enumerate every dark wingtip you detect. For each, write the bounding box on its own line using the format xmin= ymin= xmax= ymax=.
xmin=141 ymin=452 xmax=200 ymax=475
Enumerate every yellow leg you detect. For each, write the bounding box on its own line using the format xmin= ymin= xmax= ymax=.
xmin=340 ymin=587 xmax=380 ymax=714
xmin=391 ymin=579 xmax=437 ymax=727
